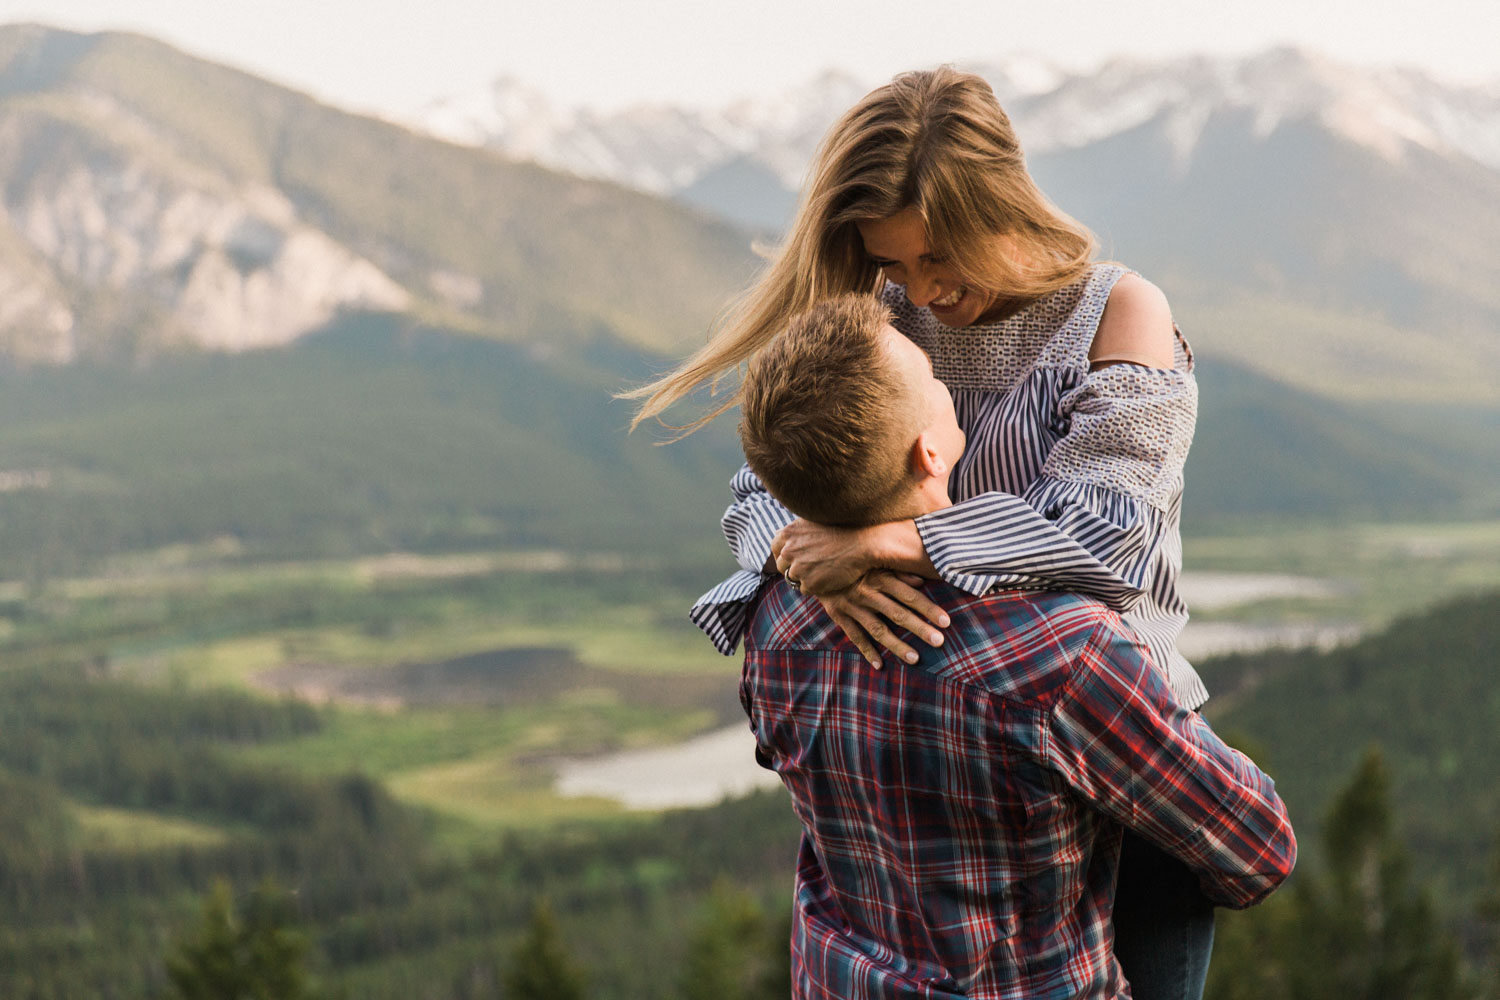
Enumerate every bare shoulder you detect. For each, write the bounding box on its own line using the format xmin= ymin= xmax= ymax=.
xmin=1091 ymin=273 xmax=1177 ymax=371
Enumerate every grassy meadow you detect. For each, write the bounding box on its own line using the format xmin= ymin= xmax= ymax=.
xmin=3 ymin=514 xmax=1495 ymax=857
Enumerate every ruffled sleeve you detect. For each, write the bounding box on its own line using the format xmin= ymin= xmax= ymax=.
xmin=915 ymin=363 xmax=1197 ymax=611
xmin=721 ymin=463 xmax=796 ymax=574
xmin=689 ymin=463 xmax=795 ymax=654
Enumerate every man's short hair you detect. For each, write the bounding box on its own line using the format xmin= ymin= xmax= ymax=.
xmin=739 ymin=294 xmax=918 ymax=526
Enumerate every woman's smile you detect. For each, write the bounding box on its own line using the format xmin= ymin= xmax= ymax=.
xmin=856 ymin=208 xmax=1000 ymax=328
xmin=929 ymin=287 xmax=966 ymax=310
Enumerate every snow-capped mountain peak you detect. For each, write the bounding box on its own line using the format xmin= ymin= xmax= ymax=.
xmin=400 ymin=48 xmax=1500 ymax=204
xmin=413 ymin=75 xmax=572 ymax=152
xmin=1014 ymin=47 xmax=1500 ymax=169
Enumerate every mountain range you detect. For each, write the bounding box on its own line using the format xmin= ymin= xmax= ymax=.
xmin=409 ymin=51 xmax=1500 ymax=202
xmin=409 ymin=49 xmax=1500 ymax=408
xmin=5 ymin=25 xmax=1497 ymax=408
xmin=0 ymin=24 xmax=757 ymax=365
xmin=0 ymin=24 xmax=1494 ymax=576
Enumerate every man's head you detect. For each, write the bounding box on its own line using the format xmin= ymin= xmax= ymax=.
xmin=739 ymin=294 xmax=964 ymax=526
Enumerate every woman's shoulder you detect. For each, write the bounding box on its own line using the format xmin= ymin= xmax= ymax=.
xmin=1037 ymin=265 xmax=1190 ymax=374
xmin=1090 ymin=273 xmax=1177 ymax=371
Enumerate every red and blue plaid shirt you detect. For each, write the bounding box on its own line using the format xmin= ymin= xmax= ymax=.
xmin=742 ymin=580 xmax=1295 ymax=999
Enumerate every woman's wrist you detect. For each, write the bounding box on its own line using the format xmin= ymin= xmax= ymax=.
xmin=868 ymin=520 xmax=936 ymax=577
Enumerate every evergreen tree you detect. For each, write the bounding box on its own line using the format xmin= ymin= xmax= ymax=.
xmin=1313 ymin=749 xmax=1468 ymax=999
xmin=504 ymin=900 xmax=586 ymax=1000
xmin=679 ymin=879 xmax=781 ymax=1000
xmin=1204 ymin=889 xmax=1298 ymax=1000
xmin=165 ymin=880 xmax=321 ymax=1000
xmin=759 ymin=904 xmax=794 ymax=999
xmin=1207 ymin=748 xmax=1474 ymax=1000
xmin=1477 ymin=832 xmax=1500 ymax=1000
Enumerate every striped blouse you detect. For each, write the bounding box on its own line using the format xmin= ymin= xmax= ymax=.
xmin=692 ymin=263 xmax=1208 ymax=709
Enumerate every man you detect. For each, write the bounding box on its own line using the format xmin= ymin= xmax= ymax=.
xmin=736 ymin=295 xmax=1295 ymax=999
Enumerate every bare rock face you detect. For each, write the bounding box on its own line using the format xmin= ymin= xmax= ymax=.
xmin=167 ymin=208 xmax=411 ymax=352
xmin=0 ymin=26 xmax=758 ymax=365
xmin=0 ymin=231 xmax=76 ymax=363
xmin=1 ymin=125 xmax=410 ymax=356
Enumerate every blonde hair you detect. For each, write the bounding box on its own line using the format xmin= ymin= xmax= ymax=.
xmin=626 ymin=65 xmax=1096 ymax=436
xmin=739 ymin=295 xmax=914 ymax=527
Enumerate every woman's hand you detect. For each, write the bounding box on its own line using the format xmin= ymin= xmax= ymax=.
xmin=773 ymin=517 xmax=939 ymax=598
xmin=772 ymin=519 xmax=877 ymax=596
xmin=816 ymin=571 xmax=951 ymax=668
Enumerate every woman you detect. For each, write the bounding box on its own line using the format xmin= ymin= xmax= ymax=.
xmin=630 ymin=67 xmax=1213 ymax=999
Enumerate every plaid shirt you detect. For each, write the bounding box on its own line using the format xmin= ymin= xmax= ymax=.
xmin=742 ymin=580 xmax=1295 ymax=999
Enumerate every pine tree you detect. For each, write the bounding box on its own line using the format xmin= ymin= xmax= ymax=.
xmin=1203 ymin=889 xmax=1297 ymax=1000
xmin=1477 ymin=831 xmax=1500 ymax=1000
xmin=1208 ymin=748 xmax=1477 ymax=1000
xmin=504 ymin=900 xmax=586 ymax=1000
xmin=165 ymin=880 xmax=320 ymax=1000
xmin=1316 ymin=749 xmax=1469 ymax=999
xmin=679 ymin=879 xmax=777 ymax=1000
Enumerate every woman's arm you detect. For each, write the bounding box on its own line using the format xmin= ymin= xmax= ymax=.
xmin=692 ymin=464 xmax=949 ymax=662
xmin=723 ymin=462 xmax=797 ymax=574
xmin=915 ymin=276 xmax=1194 ymax=608
xmin=688 ymin=464 xmax=794 ymax=655
xmin=774 ymin=278 xmax=1194 ymax=647
xmin=702 ymin=276 xmax=1191 ymax=662
xmin=775 ymin=472 xmax=1166 ymax=619
xmin=1088 ymin=273 xmax=1177 ymax=371
xmin=770 ymin=518 xmax=934 ymax=594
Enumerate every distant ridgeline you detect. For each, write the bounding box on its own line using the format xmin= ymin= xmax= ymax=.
xmin=0 ymin=313 xmax=1495 ymax=578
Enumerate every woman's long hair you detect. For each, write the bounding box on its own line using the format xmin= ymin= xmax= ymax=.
xmin=626 ymin=66 xmax=1096 ymax=437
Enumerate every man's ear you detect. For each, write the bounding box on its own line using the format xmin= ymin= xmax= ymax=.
xmin=909 ymin=430 xmax=948 ymax=481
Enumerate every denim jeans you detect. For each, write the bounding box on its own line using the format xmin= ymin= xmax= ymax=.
xmin=1112 ymin=829 xmax=1217 ymax=1000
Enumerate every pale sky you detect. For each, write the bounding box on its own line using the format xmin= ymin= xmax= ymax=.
xmin=1 ymin=0 xmax=1496 ymax=115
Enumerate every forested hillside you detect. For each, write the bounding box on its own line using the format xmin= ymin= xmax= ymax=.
xmin=1 ymin=587 xmax=1494 ymax=998
xmin=1203 ymin=588 xmax=1500 ymax=904
xmin=0 ymin=316 xmax=1494 ymax=584
xmin=0 ymin=314 xmax=745 ymax=579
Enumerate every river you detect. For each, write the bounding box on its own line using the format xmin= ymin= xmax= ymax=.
xmin=554 ymin=570 xmax=1350 ymax=811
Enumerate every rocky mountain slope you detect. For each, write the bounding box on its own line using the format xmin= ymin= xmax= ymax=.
xmin=0 ymin=24 xmax=757 ymax=364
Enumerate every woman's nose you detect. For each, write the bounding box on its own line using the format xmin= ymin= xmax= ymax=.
xmin=904 ymin=267 xmax=941 ymax=307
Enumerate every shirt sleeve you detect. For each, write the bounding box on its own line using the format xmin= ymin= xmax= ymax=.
xmin=1044 ymin=618 xmax=1296 ymax=909
xmin=721 ymin=462 xmax=796 ymax=574
xmin=914 ymin=364 xmax=1196 ymax=612
xmin=689 ymin=463 xmax=795 ymax=655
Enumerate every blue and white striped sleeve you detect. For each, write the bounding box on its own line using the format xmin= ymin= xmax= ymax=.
xmin=721 ymin=463 xmax=796 ymax=574
xmin=689 ymin=463 xmax=796 ymax=655
xmin=916 ymin=365 xmax=1196 ymax=611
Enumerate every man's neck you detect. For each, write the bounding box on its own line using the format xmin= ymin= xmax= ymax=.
xmin=888 ymin=479 xmax=953 ymax=521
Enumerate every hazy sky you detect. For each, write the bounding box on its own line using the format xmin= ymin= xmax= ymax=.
xmin=1 ymin=0 xmax=1495 ymax=114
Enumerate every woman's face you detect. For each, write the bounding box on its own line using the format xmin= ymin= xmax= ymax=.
xmin=857 ymin=207 xmax=1001 ymax=328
